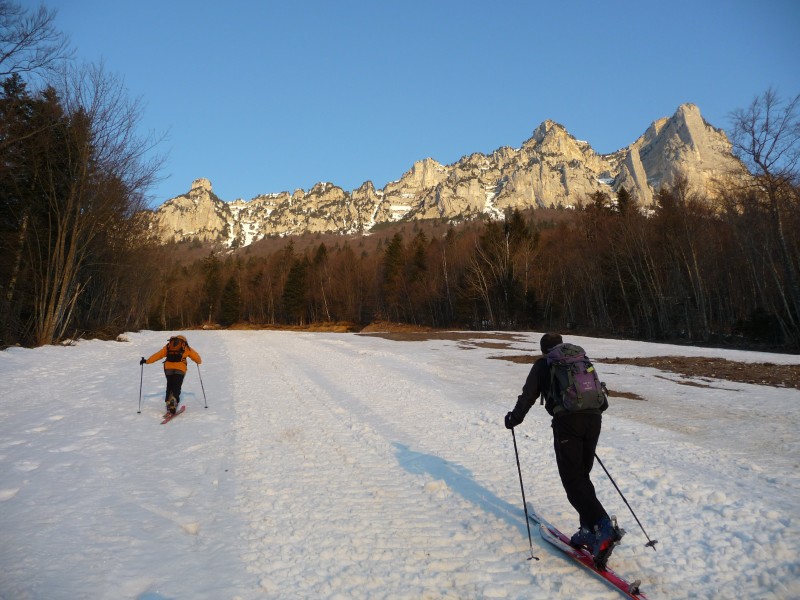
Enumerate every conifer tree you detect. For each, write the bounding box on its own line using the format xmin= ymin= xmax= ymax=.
xmin=219 ymin=275 xmax=241 ymax=326
xmin=201 ymin=252 xmax=222 ymax=324
xmin=381 ymin=233 xmax=406 ymax=321
xmin=616 ymin=187 xmax=633 ymax=216
xmin=282 ymin=258 xmax=309 ymax=325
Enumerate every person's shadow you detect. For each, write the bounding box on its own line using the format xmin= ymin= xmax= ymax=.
xmin=394 ymin=442 xmax=537 ymax=540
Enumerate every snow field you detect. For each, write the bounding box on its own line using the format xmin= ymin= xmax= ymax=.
xmin=0 ymin=330 xmax=798 ymax=599
xmin=231 ymin=334 xmax=528 ymax=598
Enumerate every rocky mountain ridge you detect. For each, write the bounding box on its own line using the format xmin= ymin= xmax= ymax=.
xmin=148 ymin=103 xmax=749 ymax=248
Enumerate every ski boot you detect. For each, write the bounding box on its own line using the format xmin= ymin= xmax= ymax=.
xmin=569 ymin=526 xmax=594 ymax=549
xmin=591 ymin=515 xmax=624 ymax=570
xmin=166 ymin=394 xmax=177 ymax=415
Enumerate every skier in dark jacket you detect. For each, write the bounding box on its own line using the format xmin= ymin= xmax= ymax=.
xmin=505 ymin=333 xmax=621 ymax=564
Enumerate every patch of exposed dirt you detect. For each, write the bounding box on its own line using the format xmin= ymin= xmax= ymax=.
xmin=606 ymin=390 xmax=645 ymax=400
xmin=359 ymin=321 xmax=439 ymax=334
xmin=466 ymin=341 xmax=517 ymax=350
xmin=489 ymin=354 xmax=537 ymax=365
xmin=487 ymin=354 xmax=646 ymax=399
xmin=226 ymin=322 xmax=360 ymax=333
xmin=490 ymin=353 xmax=800 ymax=391
xmin=363 ymin=331 xmax=799 ymax=390
xmin=598 ymin=356 xmax=800 ymax=390
xmin=359 ymin=329 xmax=528 ymax=343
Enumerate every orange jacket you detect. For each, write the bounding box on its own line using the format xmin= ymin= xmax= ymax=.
xmin=146 ymin=342 xmax=202 ymax=374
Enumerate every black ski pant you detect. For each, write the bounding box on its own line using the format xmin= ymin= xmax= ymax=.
xmin=164 ymin=371 xmax=185 ymax=405
xmin=552 ymin=412 xmax=607 ymax=529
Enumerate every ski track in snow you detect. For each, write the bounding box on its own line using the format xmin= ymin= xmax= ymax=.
xmin=232 ymin=334 xmax=497 ymax=598
xmin=0 ymin=331 xmax=798 ymax=599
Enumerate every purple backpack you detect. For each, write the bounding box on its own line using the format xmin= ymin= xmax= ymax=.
xmin=545 ymin=343 xmax=607 ymax=412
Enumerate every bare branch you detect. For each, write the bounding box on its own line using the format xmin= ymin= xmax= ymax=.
xmin=730 ymin=87 xmax=800 ymax=184
xmin=0 ymin=1 xmax=72 ymax=79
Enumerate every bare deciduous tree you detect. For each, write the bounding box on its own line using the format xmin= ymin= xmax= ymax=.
xmin=730 ymin=88 xmax=800 ymax=344
xmin=0 ymin=1 xmax=71 ymax=79
xmin=731 ymin=88 xmax=800 ymax=184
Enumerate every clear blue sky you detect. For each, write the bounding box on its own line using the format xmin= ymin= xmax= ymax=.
xmin=45 ymin=0 xmax=800 ymax=207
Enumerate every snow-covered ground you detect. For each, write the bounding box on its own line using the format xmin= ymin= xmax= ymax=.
xmin=1 ymin=330 xmax=798 ymax=600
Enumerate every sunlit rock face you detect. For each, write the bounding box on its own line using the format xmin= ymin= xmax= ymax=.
xmin=148 ymin=104 xmax=749 ymax=247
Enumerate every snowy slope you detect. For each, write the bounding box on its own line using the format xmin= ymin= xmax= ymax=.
xmin=1 ymin=331 xmax=798 ymax=599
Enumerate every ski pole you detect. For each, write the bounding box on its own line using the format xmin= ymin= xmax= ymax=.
xmin=511 ymin=428 xmax=539 ymax=561
xmin=595 ymin=452 xmax=658 ymax=550
xmin=138 ymin=361 xmax=144 ymax=414
xmin=196 ymin=363 xmax=208 ymax=408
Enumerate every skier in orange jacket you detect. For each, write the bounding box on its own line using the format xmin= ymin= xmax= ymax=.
xmin=140 ymin=335 xmax=202 ymax=415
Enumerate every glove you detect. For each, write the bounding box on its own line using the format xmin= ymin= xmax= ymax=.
xmin=504 ymin=412 xmax=516 ymax=430
xmin=140 ymin=357 xmax=146 ymax=365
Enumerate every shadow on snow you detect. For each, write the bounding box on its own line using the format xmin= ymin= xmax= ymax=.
xmin=394 ymin=442 xmax=533 ymax=539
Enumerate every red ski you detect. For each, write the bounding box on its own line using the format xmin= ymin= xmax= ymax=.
xmin=528 ymin=509 xmax=647 ymax=599
xmin=160 ymin=405 xmax=186 ymax=424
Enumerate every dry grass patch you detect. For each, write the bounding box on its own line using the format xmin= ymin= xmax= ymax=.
xmin=599 ymin=356 xmax=800 ymax=390
xmin=484 ymin=352 xmax=798 ymax=391
xmin=360 ymin=330 xmax=527 ymax=343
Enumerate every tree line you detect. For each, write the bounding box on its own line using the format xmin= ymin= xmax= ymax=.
xmin=141 ymin=171 xmax=799 ymax=350
xmin=1 ymin=3 xmax=798 ymax=350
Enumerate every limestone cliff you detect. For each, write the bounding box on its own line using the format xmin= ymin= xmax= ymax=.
xmin=148 ymin=104 xmax=748 ymax=247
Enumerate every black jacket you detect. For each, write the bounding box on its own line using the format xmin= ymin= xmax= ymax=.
xmin=507 ymin=356 xmax=606 ymax=428
xmin=507 ymin=357 xmax=550 ymax=428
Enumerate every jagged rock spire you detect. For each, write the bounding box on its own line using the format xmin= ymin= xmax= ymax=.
xmin=149 ymin=104 xmax=749 ymax=247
